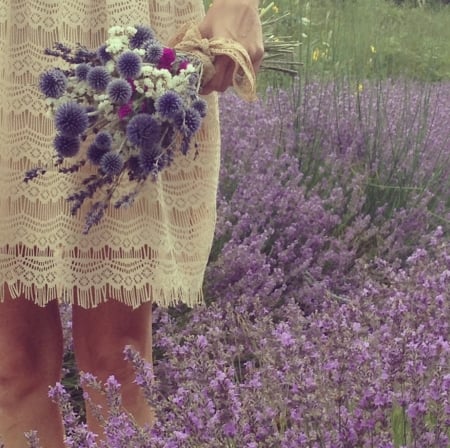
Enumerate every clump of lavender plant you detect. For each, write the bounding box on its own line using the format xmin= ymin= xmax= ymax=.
xmin=46 ymin=81 xmax=449 ymax=447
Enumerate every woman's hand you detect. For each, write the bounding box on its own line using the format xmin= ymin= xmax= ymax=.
xmin=198 ymin=0 xmax=264 ymax=94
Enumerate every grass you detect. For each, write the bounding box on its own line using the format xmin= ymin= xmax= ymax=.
xmin=256 ymin=0 xmax=450 ymax=83
xmin=254 ymin=0 xmax=450 ymax=228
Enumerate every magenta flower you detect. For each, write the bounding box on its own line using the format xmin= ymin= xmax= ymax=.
xmin=127 ymin=78 xmax=136 ymax=93
xmin=178 ymin=60 xmax=189 ymax=73
xmin=158 ymin=47 xmax=176 ymax=70
xmin=118 ymin=102 xmax=133 ymax=120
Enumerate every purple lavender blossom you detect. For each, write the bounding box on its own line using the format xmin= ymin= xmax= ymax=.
xmin=82 ymin=201 xmax=107 ymax=234
xmin=24 ymin=430 xmax=42 ymax=448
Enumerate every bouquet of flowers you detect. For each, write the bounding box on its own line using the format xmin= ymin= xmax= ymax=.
xmin=26 ymin=25 xmax=207 ymax=233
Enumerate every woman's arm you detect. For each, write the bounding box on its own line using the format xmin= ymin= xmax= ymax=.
xmin=198 ymin=0 xmax=264 ymax=94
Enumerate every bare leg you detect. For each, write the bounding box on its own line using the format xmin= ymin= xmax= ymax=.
xmin=72 ymin=300 xmax=153 ymax=438
xmin=0 ymin=294 xmax=65 ymax=448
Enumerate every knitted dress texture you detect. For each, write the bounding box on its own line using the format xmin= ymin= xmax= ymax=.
xmin=0 ymin=0 xmax=220 ymax=308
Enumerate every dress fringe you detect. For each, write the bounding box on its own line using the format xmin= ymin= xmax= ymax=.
xmin=1 ymin=280 xmax=204 ymax=309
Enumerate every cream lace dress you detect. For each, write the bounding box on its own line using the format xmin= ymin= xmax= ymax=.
xmin=0 ymin=0 xmax=221 ymax=308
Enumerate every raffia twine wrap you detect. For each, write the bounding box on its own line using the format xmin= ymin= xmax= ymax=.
xmin=169 ymin=23 xmax=257 ymax=102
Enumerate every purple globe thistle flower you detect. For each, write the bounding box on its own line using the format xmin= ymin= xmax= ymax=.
xmin=126 ymin=113 xmax=161 ymax=149
xmin=86 ymin=66 xmax=111 ymax=91
xmin=94 ymin=130 xmax=113 ymax=149
xmin=75 ymin=63 xmax=91 ymax=81
xmin=173 ymin=108 xmax=202 ymax=137
xmin=129 ymin=25 xmax=155 ymax=49
xmin=191 ymin=98 xmax=208 ymax=118
xmin=155 ymin=91 xmax=183 ymax=119
xmin=184 ymin=108 xmax=202 ymax=135
xmin=100 ymin=152 xmax=124 ymax=176
xmin=53 ymin=134 xmax=81 ymax=158
xmin=143 ymin=41 xmax=163 ymax=63
xmin=97 ymin=44 xmax=112 ymax=64
xmin=54 ymin=102 xmax=89 ymax=137
xmin=139 ymin=145 xmax=162 ymax=173
xmin=117 ymin=51 xmax=142 ymax=79
xmin=39 ymin=69 xmax=68 ymax=98
xmin=87 ymin=143 xmax=109 ymax=165
xmin=107 ymin=79 xmax=132 ymax=105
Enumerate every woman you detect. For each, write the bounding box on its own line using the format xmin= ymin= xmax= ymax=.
xmin=0 ymin=0 xmax=263 ymax=446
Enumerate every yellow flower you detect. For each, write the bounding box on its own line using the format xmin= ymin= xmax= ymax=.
xmin=357 ymin=82 xmax=364 ymax=93
xmin=312 ymin=48 xmax=321 ymax=62
xmin=370 ymin=45 xmax=377 ymax=54
xmin=272 ymin=5 xmax=279 ymax=13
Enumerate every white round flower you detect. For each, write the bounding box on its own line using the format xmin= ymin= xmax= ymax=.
xmin=108 ymin=26 xmax=125 ymax=36
xmin=105 ymin=60 xmax=116 ymax=74
xmin=98 ymin=99 xmax=113 ymax=114
xmin=126 ymin=26 xmax=137 ymax=36
xmin=155 ymin=68 xmax=171 ymax=81
xmin=167 ymin=75 xmax=186 ymax=91
xmin=143 ymin=78 xmax=154 ymax=89
xmin=133 ymin=48 xmax=146 ymax=57
xmin=106 ymin=36 xmax=125 ymax=54
xmin=141 ymin=65 xmax=153 ymax=76
xmin=94 ymin=93 xmax=108 ymax=102
xmin=74 ymin=82 xmax=88 ymax=96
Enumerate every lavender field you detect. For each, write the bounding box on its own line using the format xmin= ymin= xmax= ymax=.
xmin=45 ymin=77 xmax=450 ymax=448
